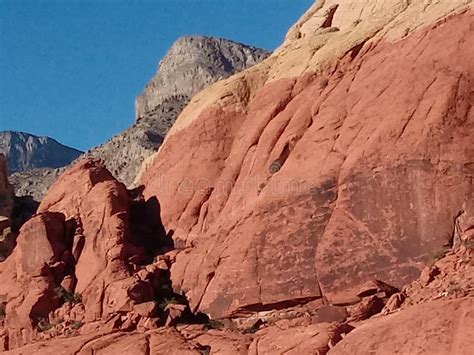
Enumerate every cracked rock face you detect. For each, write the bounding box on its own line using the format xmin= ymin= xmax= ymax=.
xmin=140 ymin=1 xmax=474 ymax=318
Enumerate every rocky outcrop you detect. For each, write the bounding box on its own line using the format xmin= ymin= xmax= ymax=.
xmin=8 ymin=167 xmax=63 ymax=202
xmin=0 ymin=131 xmax=82 ymax=173
xmin=135 ymin=36 xmax=270 ymax=128
xmin=82 ymin=36 xmax=269 ymax=187
xmin=331 ymin=246 xmax=474 ymax=354
xmin=0 ymin=154 xmax=13 ymax=218
xmin=2 ymin=1 xmax=474 ymax=353
xmin=9 ymin=38 xmax=269 ymax=198
xmin=0 ymin=159 xmax=174 ymax=349
xmin=140 ymin=0 xmax=474 ymax=319
xmin=0 ymin=154 xmax=14 ymax=260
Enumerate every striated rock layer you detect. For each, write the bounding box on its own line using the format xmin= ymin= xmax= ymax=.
xmin=140 ymin=0 xmax=474 ymax=318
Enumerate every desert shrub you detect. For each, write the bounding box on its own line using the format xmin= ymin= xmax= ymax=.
xmin=426 ymin=247 xmax=449 ymax=265
xmin=70 ymin=321 xmax=83 ymax=330
xmin=158 ymin=297 xmax=179 ymax=311
xmin=54 ymin=286 xmax=82 ymax=304
xmin=36 ymin=318 xmax=53 ymax=332
xmin=205 ymin=319 xmax=224 ymax=330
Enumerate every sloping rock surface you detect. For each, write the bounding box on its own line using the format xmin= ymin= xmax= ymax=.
xmin=140 ymin=1 xmax=474 ymax=318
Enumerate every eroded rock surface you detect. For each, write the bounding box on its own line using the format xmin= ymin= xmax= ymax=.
xmin=2 ymin=1 xmax=474 ymax=354
xmin=140 ymin=1 xmax=474 ymax=319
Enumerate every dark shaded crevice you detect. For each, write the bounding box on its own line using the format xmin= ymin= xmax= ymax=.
xmin=144 ymin=334 xmax=151 ymax=355
xmin=321 ymin=4 xmax=339 ymax=28
xmin=127 ymin=186 xmax=173 ymax=264
xmin=229 ymin=296 xmax=322 ymax=317
xmin=269 ymin=142 xmax=291 ymax=174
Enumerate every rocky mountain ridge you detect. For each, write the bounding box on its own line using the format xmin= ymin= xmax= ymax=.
xmin=0 ymin=131 xmax=81 ymax=173
xmin=9 ymin=36 xmax=270 ymax=199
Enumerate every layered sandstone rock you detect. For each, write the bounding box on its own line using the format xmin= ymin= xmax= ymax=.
xmin=0 ymin=159 xmax=171 ymax=349
xmin=2 ymin=1 xmax=474 ymax=353
xmin=140 ymin=0 xmax=474 ymax=319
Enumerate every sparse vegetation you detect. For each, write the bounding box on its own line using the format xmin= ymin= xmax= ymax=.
xmin=36 ymin=318 xmax=53 ymax=332
xmin=243 ymin=325 xmax=259 ymax=334
xmin=158 ymin=297 xmax=179 ymax=311
xmin=426 ymin=247 xmax=449 ymax=266
xmin=54 ymin=286 xmax=82 ymax=304
xmin=205 ymin=319 xmax=224 ymax=330
xmin=70 ymin=320 xmax=83 ymax=330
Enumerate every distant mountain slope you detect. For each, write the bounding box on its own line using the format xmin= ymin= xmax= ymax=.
xmin=83 ymin=36 xmax=270 ymax=186
xmin=135 ymin=36 xmax=271 ymax=132
xmin=6 ymin=36 xmax=269 ymax=199
xmin=0 ymin=131 xmax=82 ymax=173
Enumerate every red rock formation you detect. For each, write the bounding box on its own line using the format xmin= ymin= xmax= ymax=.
xmin=0 ymin=159 xmax=166 ymax=349
xmin=140 ymin=2 xmax=474 ymax=319
xmin=2 ymin=1 xmax=474 ymax=353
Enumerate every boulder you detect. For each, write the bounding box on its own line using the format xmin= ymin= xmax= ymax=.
xmin=0 ymin=213 xmax=66 ymax=349
xmin=248 ymin=322 xmax=354 ymax=354
xmin=331 ymin=298 xmax=474 ymax=355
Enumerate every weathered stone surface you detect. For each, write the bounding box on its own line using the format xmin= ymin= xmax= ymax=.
xmin=248 ymin=322 xmax=354 ymax=354
xmin=330 ymin=298 xmax=474 ymax=355
xmin=37 ymin=159 xmax=138 ymax=322
xmin=0 ymin=213 xmax=66 ymax=349
xmin=135 ymin=36 xmax=270 ymax=126
xmin=140 ymin=3 xmax=474 ymax=318
xmin=9 ymin=39 xmax=269 ymax=199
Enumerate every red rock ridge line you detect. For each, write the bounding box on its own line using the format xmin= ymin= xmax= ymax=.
xmin=141 ymin=9 xmax=474 ymax=318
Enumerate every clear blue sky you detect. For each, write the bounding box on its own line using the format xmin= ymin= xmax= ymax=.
xmin=0 ymin=0 xmax=313 ymax=151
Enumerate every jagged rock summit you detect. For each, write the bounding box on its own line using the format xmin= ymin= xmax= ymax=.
xmin=0 ymin=131 xmax=82 ymax=173
xmin=1 ymin=0 xmax=474 ymax=353
xmin=135 ymin=35 xmax=271 ymax=131
xmin=9 ymin=36 xmax=270 ymax=200
xmin=84 ymin=36 xmax=269 ymax=187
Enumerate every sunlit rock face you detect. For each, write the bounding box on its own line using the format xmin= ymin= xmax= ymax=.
xmin=141 ymin=1 xmax=474 ymax=318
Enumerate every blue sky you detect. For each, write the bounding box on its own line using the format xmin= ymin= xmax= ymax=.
xmin=0 ymin=0 xmax=313 ymax=151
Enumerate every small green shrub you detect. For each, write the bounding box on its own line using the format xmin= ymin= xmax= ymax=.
xmin=158 ymin=297 xmax=179 ymax=311
xmin=36 ymin=318 xmax=53 ymax=332
xmin=205 ymin=319 xmax=224 ymax=330
xmin=54 ymin=286 xmax=81 ymax=304
xmin=426 ymin=247 xmax=449 ymax=265
xmin=70 ymin=321 xmax=83 ymax=330
xmin=243 ymin=325 xmax=259 ymax=334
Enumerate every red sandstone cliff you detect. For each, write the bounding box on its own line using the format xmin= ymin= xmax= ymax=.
xmin=140 ymin=0 xmax=474 ymax=318
xmin=1 ymin=0 xmax=473 ymax=353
